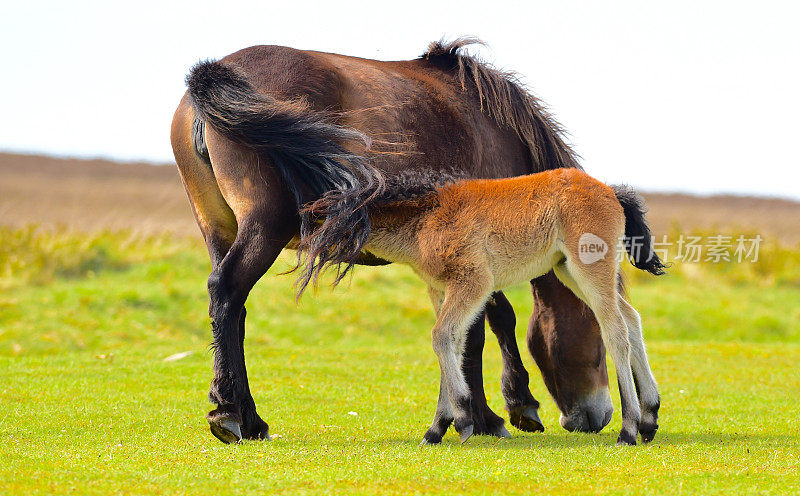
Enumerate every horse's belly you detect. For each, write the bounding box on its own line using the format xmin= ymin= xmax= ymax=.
xmin=490 ymin=247 xmax=563 ymax=290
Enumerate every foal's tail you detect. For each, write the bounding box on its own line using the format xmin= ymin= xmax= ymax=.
xmin=185 ymin=60 xmax=385 ymax=295
xmin=612 ymin=185 xmax=667 ymax=276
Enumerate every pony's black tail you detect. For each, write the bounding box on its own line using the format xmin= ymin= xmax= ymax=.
xmin=612 ymin=185 xmax=667 ymax=276
xmin=186 ymin=60 xmax=385 ymax=296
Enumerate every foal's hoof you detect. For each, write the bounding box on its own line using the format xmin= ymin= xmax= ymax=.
xmin=458 ymin=424 xmax=474 ymax=444
xmin=616 ymin=430 xmax=637 ymax=446
xmin=509 ymin=405 xmax=544 ymax=433
xmin=640 ymin=425 xmax=658 ymax=444
xmin=209 ymin=417 xmax=243 ymax=444
xmin=420 ymin=429 xmax=444 ymax=446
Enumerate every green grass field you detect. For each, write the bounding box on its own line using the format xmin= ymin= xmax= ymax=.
xmin=1 ymin=227 xmax=799 ymax=495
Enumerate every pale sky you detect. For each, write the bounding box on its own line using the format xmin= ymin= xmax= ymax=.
xmin=2 ymin=0 xmax=798 ymax=199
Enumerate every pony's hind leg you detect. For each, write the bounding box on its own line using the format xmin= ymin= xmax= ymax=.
xmin=426 ymin=278 xmax=493 ymax=444
xmin=205 ymin=216 xmax=292 ymax=443
xmin=173 ymin=103 xmax=269 ymax=441
xmin=201 ymin=128 xmax=297 ymax=444
xmin=421 ymin=287 xmax=454 ymax=445
xmin=423 ymin=288 xmax=511 ymax=443
xmin=553 ymin=260 xmax=641 ymax=445
xmin=618 ymin=298 xmax=660 ymax=442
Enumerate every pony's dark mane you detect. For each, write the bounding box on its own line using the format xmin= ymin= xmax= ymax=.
xmin=423 ymin=37 xmax=581 ymax=172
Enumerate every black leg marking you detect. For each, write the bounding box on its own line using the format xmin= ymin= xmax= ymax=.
xmin=486 ymin=292 xmax=543 ymax=433
xmin=237 ymin=307 xmax=271 ymax=440
xmin=461 ymin=313 xmax=508 ymax=437
xmin=422 ymin=375 xmax=454 ymax=445
xmin=205 ymin=221 xmax=287 ymax=444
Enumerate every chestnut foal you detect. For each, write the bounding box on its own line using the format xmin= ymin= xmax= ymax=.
xmin=305 ymin=168 xmax=665 ymax=445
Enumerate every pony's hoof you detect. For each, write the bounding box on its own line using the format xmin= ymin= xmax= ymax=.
xmin=209 ymin=417 xmax=243 ymax=444
xmin=421 ymin=429 xmax=443 ymax=445
xmin=640 ymin=425 xmax=658 ymax=443
xmin=616 ymin=430 xmax=637 ymax=446
xmin=458 ymin=424 xmax=474 ymax=444
xmin=509 ymin=405 xmax=544 ymax=433
xmin=241 ymin=414 xmax=271 ymax=441
xmin=492 ymin=424 xmax=512 ymax=438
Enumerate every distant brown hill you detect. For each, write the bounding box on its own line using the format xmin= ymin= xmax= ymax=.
xmin=0 ymin=152 xmax=195 ymax=236
xmin=1 ymin=152 xmax=798 ymax=244
xmin=643 ymin=193 xmax=800 ymax=245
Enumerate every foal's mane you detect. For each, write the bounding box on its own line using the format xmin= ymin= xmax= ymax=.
xmin=422 ymin=37 xmax=581 ymax=172
xmin=372 ymin=169 xmax=467 ymax=204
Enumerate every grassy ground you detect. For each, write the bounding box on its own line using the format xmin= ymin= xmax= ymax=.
xmin=1 ymin=228 xmax=799 ymax=495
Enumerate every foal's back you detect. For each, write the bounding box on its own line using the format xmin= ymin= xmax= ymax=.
xmin=383 ymin=169 xmax=624 ymax=290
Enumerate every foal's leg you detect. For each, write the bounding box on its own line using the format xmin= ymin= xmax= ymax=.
xmin=421 ymin=288 xmax=454 ymax=444
xmin=427 ymin=279 xmax=493 ymax=443
xmin=618 ymin=298 xmax=660 ymax=442
xmin=434 ymin=293 xmax=525 ymax=440
xmin=587 ymin=303 xmax=640 ymax=445
xmin=596 ymin=306 xmax=640 ymax=445
xmin=485 ymin=292 xmax=544 ymax=433
xmin=423 ymin=289 xmax=507 ymax=443
xmin=553 ymin=261 xmax=641 ymax=445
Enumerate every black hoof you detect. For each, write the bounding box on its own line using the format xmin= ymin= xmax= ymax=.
xmin=209 ymin=417 xmax=243 ymax=444
xmin=640 ymin=425 xmax=658 ymax=443
xmin=617 ymin=430 xmax=637 ymax=446
xmin=241 ymin=412 xmax=271 ymax=440
xmin=509 ymin=405 xmax=545 ymax=433
xmin=421 ymin=428 xmax=444 ymax=445
xmin=491 ymin=424 xmax=512 ymax=438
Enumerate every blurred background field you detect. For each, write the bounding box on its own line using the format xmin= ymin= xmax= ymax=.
xmin=4 ymin=151 xmax=800 ymax=242
xmin=1 ymin=152 xmax=799 ymax=494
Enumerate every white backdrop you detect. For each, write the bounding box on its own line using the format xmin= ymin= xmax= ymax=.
xmin=2 ymin=0 xmax=798 ymax=198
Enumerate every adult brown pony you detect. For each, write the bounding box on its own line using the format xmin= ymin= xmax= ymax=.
xmin=171 ymin=38 xmax=614 ymax=444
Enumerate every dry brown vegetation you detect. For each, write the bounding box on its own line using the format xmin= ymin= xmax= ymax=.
xmin=0 ymin=153 xmax=196 ymax=236
xmin=2 ymin=152 xmax=799 ymax=244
